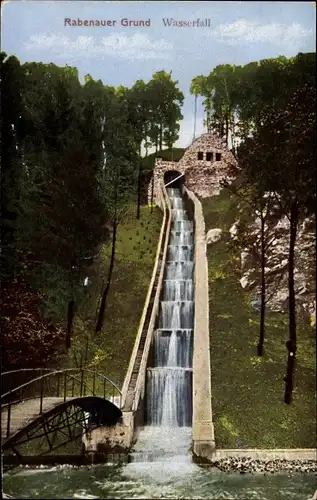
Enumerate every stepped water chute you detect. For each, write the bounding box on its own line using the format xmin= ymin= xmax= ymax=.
xmin=145 ymin=187 xmax=194 ymax=431
xmin=83 ymin=180 xmax=215 ymax=463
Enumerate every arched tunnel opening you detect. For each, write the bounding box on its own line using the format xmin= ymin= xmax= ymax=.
xmin=164 ymin=170 xmax=184 ymax=189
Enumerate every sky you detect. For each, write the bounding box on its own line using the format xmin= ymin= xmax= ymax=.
xmin=1 ymin=0 xmax=316 ymax=148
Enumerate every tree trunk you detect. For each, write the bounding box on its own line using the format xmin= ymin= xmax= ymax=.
xmin=225 ymin=113 xmax=229 ymax=147
xmin=257 ymin=213 xmax=266 ymax=356
xmin=159 ymin=124 xmax=163 ymax=151
xmin=150 ymin=165 xmax=155 ymax=213
xmin=220 ymin=121 xmax=224 ymax=138
xmin=151 ymin=144 xmax=158 ymax=213
xmin=284 ymin=201 xmax=298 ymax=404
xmin=66 ymin=299 xmax=75 ymax=350
xmin=95 ymin=217 xmax=118 ymax=334
xmin=136 ymin=147 xmax=142 ymax=219
xmin=193 ymin=94 xmax=197 ymax=141
xmin=205 ymin=107 xmax=209 ymax=132
xmin=136 ymin=165 xmax=141 ymax=219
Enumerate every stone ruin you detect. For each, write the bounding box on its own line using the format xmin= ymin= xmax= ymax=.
xmin=148 ymin=132 xmax=239 ymax=203
xmin=147 ymin=132 xmax=316 ymax=324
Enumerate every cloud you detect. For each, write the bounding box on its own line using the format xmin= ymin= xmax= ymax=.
xmin=24 ymin=33 xmax=173 ymax=60
xmin=208 ymin=19 xmax=312 ymax=46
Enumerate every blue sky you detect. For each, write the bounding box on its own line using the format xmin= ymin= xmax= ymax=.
xmin=1 ymin=0 xmax=316 ymax=147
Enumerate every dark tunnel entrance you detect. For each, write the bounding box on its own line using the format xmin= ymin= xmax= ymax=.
xmin=164 ymin=170 xmax=184 ymax=189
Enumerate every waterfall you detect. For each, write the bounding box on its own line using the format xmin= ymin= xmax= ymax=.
xmin=146 ymin=187 xmax=194 ymax=429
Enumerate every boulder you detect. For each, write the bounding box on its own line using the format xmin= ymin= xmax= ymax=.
xmin=240 ymin=276 xmax=249 ymax=289
xmin=229 ymin=222 xmax=239 ymax=239
xmin=206 ymin=228 xmax=222 ymax=244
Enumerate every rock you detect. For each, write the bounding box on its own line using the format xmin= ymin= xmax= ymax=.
xmin=240 ymin=276 xmax=250 ymax=289
xmin=206 ymin=228 xmax=222 ymax=244
xmin=229 ymin=222 xmax=239 ymax=239
xmin=235 ymin=209 xmax=315 ymax=317
xmin=241 ymin=251 xmax=250 ymax=271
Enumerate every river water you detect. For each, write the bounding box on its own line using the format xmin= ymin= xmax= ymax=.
xmin=3 ymin=188 xmax=316 ymax=498
xmin=3 ymin=458 xmax=316 ymax=499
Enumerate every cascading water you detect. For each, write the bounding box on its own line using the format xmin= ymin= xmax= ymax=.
xmin=128 ymin=187 xmax=194 ymax=470
xmin=146 ymin=187 xmax=194 ymax=429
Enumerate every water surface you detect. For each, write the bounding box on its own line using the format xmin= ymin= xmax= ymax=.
xmin=4 ymin=460 xmax=316 ymax=499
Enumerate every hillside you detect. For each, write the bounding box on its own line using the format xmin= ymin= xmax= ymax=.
xmin=202 ymin=189 xmax=316 ymax=448
xmin=57 ymin=205 xmax=162 ymax=386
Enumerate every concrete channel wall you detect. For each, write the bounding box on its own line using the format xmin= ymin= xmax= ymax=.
xmin=183 ymin=186 xmax=216 ymax=460
xmin=212 ymin=449 xmax=317 ymax=460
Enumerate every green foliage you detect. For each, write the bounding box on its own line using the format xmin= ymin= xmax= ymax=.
xmin=1 ymin=52 xmax=182 ymax=369
xmin=202 ymin=190 xmax=316 ymax=449
xmin=147 ymin=70 xmax=184 ymax=151
xmin=235 ymin=56 xmax=315 ymax=401
xmin=64 ymin=205 xmax=162 ymax=384
xmin=0 ymin=52 xmax=26 ymax=276
xmin=191 ymin=52 xmax=316 ymax=148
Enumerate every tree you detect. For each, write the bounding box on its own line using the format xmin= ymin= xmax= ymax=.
xmin=95 ymin=101 xmax=138 ymax=334
xmin=235 ymin=154 xmax=280 ymax=356
xmin=121 ymin=80 xmax=151 ymax=219
xmin=147 ymin=71 xmax=184 ymax=151
xmin=190 ymin=75 xmax=211 ymax=132
xmin=15 ymin=64 xmax=112 ymax=349
xmin=240 ymin=77 xmax=315 ymax=403
xmin=0 ymin=53 xmax=25 ymax=277
xmin=190 ymin=55 xmax=309 ymax=145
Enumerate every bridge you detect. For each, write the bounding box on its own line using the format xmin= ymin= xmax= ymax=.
xmin=1 ymin=368 xmax=122 ymax=460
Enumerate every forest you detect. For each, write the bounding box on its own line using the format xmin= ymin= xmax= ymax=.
xmin=1 ymin=52 xmax=315 ymax=406
xmin=192 ymin=52 xmax=315 ymax=404
xmin=1 ymin=53 xmax=184 ymax=372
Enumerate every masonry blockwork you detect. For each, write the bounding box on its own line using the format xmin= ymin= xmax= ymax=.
xmin=147 ymin=132 xmax=238 ymax=204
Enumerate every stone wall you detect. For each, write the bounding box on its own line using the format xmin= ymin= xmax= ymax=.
xmin=83 ymin=411 xmax=135 ymax=453
xmin=147 ymin=159 xmax=186 ymax=205
xmin=148 ymin=133 xmax=239 ymax=203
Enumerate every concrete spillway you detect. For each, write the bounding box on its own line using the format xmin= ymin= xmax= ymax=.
xmin=83 ymin=181 xmax=215 ymax=463
xmin=145 ymin=187 xmax=194 ymax=430
xmin=120 ymin=187 xmax=195 ymax=462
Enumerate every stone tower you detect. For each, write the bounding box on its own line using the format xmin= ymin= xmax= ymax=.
xmin=148 ymin=132 xmax=238 ymax=204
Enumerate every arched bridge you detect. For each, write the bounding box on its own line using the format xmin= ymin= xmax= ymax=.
xmin=1 ymin=368 xmax=122 ymax=457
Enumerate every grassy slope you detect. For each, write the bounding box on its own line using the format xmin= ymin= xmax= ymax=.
xmin=9 ymin=205 xmax=162 ymax=456
xmin=202 ymin=189 xmax=316 ymax=449
xmin=65 ymin=205 xmax=162 ymax=387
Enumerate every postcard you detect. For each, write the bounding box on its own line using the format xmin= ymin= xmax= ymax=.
xmin=1 ymin=2 xmax=316 ymax=499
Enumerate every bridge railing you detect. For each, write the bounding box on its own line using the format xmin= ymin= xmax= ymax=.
xmin=1 ymin=368 xmax=122 ymax=439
